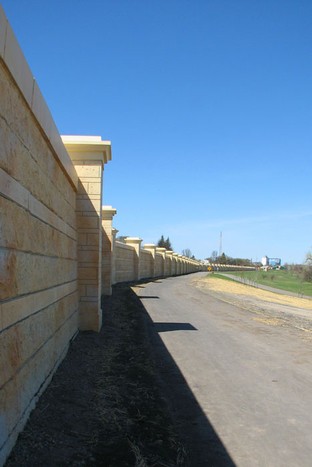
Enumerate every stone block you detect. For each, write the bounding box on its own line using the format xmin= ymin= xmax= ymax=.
xmin=0 ymin=167 xmax=29 ymax=210
xmin=78 ymin=250 xmax=99 ymax=263
xmin=0 ymin=197 xmax=29 ymax=251
xmin=78 ymin=267 xmax=98 ymax=280
xmin=77 ymin=180 xmax=89 ymax=194
xmin=75 ymin=165 xmax=101 ymax=178
xmin=77 ymin=216 xmax=99 ymax=230
xmin=0 ymin=116 xmax=10 ymax=172
xmin=76 ymin=198 xmax=101 ymax=213
xmin=0 ymin=249 xmax=17 ymax=300
xmin=87 ymin=233 xmax=100 ymax=246
xmin=0 ymin=379 xmax=21 ymax=465
xmin=86 ymin=285 xmax=99 ymax=297
xmin=88 ymin=182 xmax=101 ymax=195
xmin=78 ymin=233 xmax=87 ymax=245
xmin=79 ymin=302 xmax=102 ymax=332
xmin=1 ymin=282 xmax=77 ymax=331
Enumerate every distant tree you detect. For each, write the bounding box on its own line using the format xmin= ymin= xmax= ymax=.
xmin=210 ymin=250 xmax=218 ymax=262
xmin=304 ymin=251 xmax=312 ymax=282
xmin=182 ymin=248 xmax=192 ymax=258
xmin=165 ymin=237 xmax=172 ymax=250
xmin=157 ymin=235 xmax=166 ymax=248
xmin=219 ymin=252 xmax=227 ymax=264
xmin=157 ymin=235 xmax=173 ymax=251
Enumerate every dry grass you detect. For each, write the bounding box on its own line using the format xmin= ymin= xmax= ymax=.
xmin=195 ymin=276 xmax=312 ymax=310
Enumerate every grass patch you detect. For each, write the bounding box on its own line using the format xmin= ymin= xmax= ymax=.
xmin=207 ymin=273 xmax=235 ymax=282
xmin=219 ymin=270 xmax=312 ymax=297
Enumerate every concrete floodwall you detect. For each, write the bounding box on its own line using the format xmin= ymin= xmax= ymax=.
xmin=101 ymin=211 xmax=203 ymax=293
xmin=0 ymin=7 xmax=201 ymax=464
xmin=140 ymin=249 xmax=154 ymax=279
xmin=0 ymin=9 xmax=79 ymax=464
xmin=155 ymin=252 xmax=164 ymax=277
xmin=0 ymin=8 xmax=111 ymax=464
xmin=114 ymin=241 xmax=137 ymax=283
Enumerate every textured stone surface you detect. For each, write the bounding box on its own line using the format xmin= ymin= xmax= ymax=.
xmin=114 ymin=242 xmax=136 ymax=283
xmin=140 ymin=249 xmax=154 ymax=279
xmin=0 ymin=30 xmax=79 ymax=465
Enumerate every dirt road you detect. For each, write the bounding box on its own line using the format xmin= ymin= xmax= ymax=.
xmin=134 ymin=272 xmax=312 ymax=466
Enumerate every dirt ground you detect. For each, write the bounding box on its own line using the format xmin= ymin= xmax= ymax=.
xmin=193 ymin=275 xmax=312 ymax=333
xmin=6 ymin=283 xmax=188 ymax=467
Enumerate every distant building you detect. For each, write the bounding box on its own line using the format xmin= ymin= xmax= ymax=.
xmin=261 ymin=256 xmax=269 ymax=266
xmin=261 ymin=256 xmax=281 ymax=268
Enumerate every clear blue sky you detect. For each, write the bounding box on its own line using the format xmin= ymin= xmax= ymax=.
xmin=2 ymin=0 xmax=311 ymax=263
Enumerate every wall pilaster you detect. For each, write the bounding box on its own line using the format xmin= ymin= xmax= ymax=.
xmin=143 ymin=244 xmax=156 ymax=278
xmin=156 ymin=247 xmax=166 ymax=276
xmin=165 ymin=250 xmax=173 ymax=276
xmin=102 ymin=205 xmax=117 ymax=295
xmin=111 ymin=228 xmax=118 ymax=285
xmin=172 ymin=253 xmax=178 ymax=275
xmin=124 ymin=237 xmax=142 ymax=281
xmin=62 ymin=135 xmax=111 ymax=332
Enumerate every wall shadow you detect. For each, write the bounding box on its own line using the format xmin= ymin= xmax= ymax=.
xmin=153 ymin=322 xmax=198 ymax=332
xmin=126 ymin=286 xmax=236 ymax=467
xmin=139 ymin=295 xmax=160 ymax=299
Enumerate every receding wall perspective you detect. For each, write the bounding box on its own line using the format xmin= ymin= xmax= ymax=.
xmin=0 ymin=6 xmax=202 ymax=465
xmin=101 ymin=208 xmax=201 ymax=294
xmin=0 ymin=7 xmax=112 ymax=464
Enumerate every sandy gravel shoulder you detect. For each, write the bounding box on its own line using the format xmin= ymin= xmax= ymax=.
xmin=192 ymin=275 xmax=312 ymax=332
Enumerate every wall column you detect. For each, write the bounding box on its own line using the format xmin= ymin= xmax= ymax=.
xmin=102 ymin=205 xmax=117 ymax=296
xmin=124 ymin=237 xmax=142 ymax=281
xmin=165 ymin=250 xmax=173 ymax=276
xmin=62 ymin=135 xmax=112 ymax=332
xmin=156 ymin=247 xmax=166 ymax=276
xmin=178 ymin=255 xmax=183 ymax=275
xmin=143 ymin=243 xmax=156 ymax=278
xmin=111 ymin=228 xmax=118 ymax=285
xmin=172 ymin=253 xmax=178 ymax=275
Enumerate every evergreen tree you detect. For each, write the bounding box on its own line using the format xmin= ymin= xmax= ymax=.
xmin=157 ymin=235 xmax=173 ymax=251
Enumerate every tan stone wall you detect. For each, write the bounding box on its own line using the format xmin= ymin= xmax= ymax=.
xmin=140 ymin=249 xmax=154 ymax=279
xmin=155 ymin=253 xmax=164 ymax=277
xmin=74 ymin=163 xmax=102 ymax=331
xmin=101 ymin=207 xmax=116 ymax=296
xmin=114 ymin=242 xmax=136 ymax=283
xmin=0 ymin=6 xmax=202 ymax=463
xmin=0 ymin=9 xmax=79 ymax=464
xmin=107 ymin=237 xmax=202 ymax=289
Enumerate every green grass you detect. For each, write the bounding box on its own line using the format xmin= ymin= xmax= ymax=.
xmin=212 ymin=270 xmax=312 ymax=297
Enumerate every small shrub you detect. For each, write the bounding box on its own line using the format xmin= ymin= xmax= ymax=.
xmin=303 ymin=266 xmax=312 ymax=282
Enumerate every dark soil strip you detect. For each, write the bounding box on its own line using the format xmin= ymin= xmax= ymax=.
xmin=6 ymin=284 xmax=188 ymax=467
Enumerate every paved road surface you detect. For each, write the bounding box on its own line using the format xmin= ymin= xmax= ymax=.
xmin=134 ymin=272 xmax=312 ymax=467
